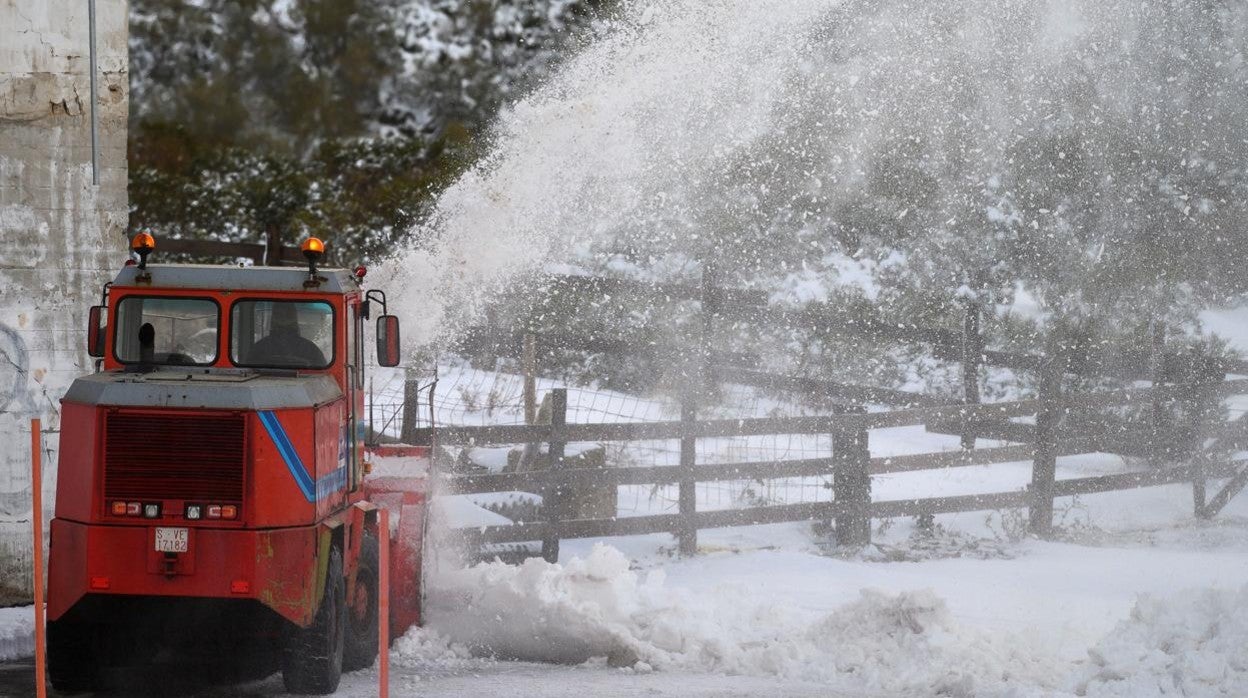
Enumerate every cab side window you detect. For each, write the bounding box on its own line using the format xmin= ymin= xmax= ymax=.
xmin=230 ymin=300 xmax=334 ymax=369
xmin=114 ymin=297 xmax=219 ymax=366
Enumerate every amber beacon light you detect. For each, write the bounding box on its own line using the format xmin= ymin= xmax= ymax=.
xmin=131 ymin=232 xmax=156 ymax=269
xmin=302 ymin=236 xmax=325 ymax=277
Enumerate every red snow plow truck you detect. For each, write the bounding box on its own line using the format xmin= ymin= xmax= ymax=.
xmin=46 ymin=234 xmax=428 ymax=694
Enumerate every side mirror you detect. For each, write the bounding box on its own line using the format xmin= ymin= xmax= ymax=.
xmin=87 ymin=305 xmax=106 ymax=357
xmin=376 ymin=315 xmax=401 ymax=367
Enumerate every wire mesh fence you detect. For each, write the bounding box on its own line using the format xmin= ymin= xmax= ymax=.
xmin=357 ymin=332 xmax=1248 ymax=569
xmin=368 ymin=360 xmax=852 ymax=516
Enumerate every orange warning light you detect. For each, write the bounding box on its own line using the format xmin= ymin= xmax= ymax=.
xmin=301 ymin=237 xmax=325 ymax=256
xmin=131 ymin=232 xmax=155 ymax=252
xmin=131 ymin=232 xmax=156 ymax=270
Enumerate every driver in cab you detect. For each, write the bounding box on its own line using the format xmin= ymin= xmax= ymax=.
xmin=248 ymin=303 xmax=326 ymax=367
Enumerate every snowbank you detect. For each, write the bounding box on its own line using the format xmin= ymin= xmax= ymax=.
xmin=431 ymin=496 xmax=514 ymax=529
xmin=0 ymin=606 xmax=33 ymax=661
xmin=1078 ymin=585 xmax=1248 ymax=697
xmin=391 ymin=626 xmax=475 ymax=670
xmin=414 ymin=544 xmax=1064 ymax=696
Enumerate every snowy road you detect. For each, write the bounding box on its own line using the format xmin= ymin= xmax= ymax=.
xmin=0 ymin=657 xmax=861 ymax=697
xmin=3 ymin=502 xmax=1247 ymax=697
xmin=3 ymin=457 xmax=1247 ymax=698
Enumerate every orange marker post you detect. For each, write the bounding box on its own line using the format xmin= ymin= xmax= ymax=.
xmin=31 ymin=418 xmax=46 ymax=698
xmin=379 ymin=508 xmax=390 ymax=698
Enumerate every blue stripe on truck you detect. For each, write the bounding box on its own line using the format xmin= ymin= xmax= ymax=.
xmin=257 ymin=410 xmax=346 ymax=502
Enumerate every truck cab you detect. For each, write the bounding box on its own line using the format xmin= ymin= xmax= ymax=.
xmin=46 ymin=235 xmax=413 ymax=694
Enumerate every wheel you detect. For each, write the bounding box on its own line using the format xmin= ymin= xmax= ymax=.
xmin=343 ymin=533 xmax=380 ymax=672
xmin=283 ymin=547 xmax=346 ymax=695
xmin=47 ymin=619 xmax=101 ymax=693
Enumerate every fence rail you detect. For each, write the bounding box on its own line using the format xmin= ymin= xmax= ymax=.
xmin=472 ymin=272 xmax=1248 ymax=380
xmin=408 ymin=378 xmax=1248 ymax=447
xmin=428 ymin=372 xmax=1248 ymax=560
xmin=416 ymin=270 xmax=1248 ymax=559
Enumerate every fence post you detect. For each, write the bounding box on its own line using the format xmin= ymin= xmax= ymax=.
xmin=1192 ymin=404 xmax=1209 ymax=517
xmin=521 ymin=333 xmax=540 ymax=471
xmin=264 ymin=223 xmax=283 ymax=266
xmin=523 ymin=333 xmax=537 ymax=425
xmin=1028 ymin=362 xmax=1062 ymax=536
xmin=833 ymin=407 xmax=871 ymax=547
xmin=961 ymin=300 xmax=983 ymax=450
xmin=1190 ymin=360 xmax=1221 ymax=518
xmin=400 ymin=372 xmax=420 ymax=444
xmin=1149 ymin=321 xmax=1167 ymax=463
xmin=541 ymin=388 xmax=568 ymax=563
xmin=368 ymin=376 xmax=375 ymax=447
xmin=678 ymin=397 xmax=697 ymax=556
xmin=700 ymin=260 xmax=718 ymax=397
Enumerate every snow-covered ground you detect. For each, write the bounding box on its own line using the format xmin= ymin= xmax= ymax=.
xmin=353 ymin=330 xmax=1248 ymax=696
xmin=232 ymin=496 xmax=1246 ymax=698
xmin=13 ymin=496 xmax=1219 ymax=697
xmin=411 ymin=524 xmax=1248 ymax=697
xmin=5 ymin=375 xmax=1247 ymax=696
xmin=6 ymin=315 xmax=1248 ymax=695
xmin=6 ymin=452 xmax=1244 ymax=696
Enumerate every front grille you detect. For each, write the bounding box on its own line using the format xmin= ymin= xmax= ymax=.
xmin=104 ymin=411 xmax=246 ymax=502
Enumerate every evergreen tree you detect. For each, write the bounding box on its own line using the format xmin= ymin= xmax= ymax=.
xmin=128 ymin=0 xmax=610 ymax=259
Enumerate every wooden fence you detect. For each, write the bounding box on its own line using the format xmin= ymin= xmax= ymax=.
xmin=407 ymin=269 xmax=1248 ymax=560
xmin=151 ymin=237 xmax=331 ymax=267
xmin=460 ymin=271 xmax=1248 ymax=384
xmin=411 ymin=377 xmax=1248 ymax=562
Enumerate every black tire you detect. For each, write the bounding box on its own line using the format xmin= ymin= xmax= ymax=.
xmin=47 ymin=619 xmax=101 ymax=694
xmin=343 ymin=533 xmax=380 ymax=672
xmin=283 ymin=547 xmax=346 ymax=695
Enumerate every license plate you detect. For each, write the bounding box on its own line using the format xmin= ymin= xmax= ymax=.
xmin=155 ymin=527 xmax=189 ymax=553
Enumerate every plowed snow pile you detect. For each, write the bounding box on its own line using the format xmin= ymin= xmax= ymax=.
xmin=1078 ymin=585 xmax=1248 ymax=697
xmin=416 ymin=544 xmax=1062 ymax=696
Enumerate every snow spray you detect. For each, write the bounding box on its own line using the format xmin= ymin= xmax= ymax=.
xmin=376 ymin=0 xmax=1246 ymax=690
xmin=380 ymin=0 xmax=1219 ymax=345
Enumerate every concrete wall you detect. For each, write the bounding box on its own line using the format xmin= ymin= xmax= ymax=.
xmin=0 ymin=0 xmax=128 ymax=603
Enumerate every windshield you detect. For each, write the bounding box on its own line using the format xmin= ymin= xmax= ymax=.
xmin=230 ymin=300 xmax=334 ymax=369
xmin=114 ymin=296 xmax=219 ymax=366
